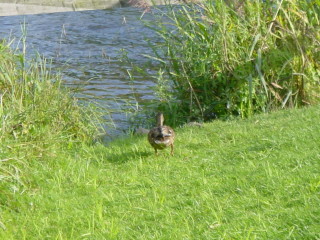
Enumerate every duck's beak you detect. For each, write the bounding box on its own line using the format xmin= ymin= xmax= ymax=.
xmin=155 ymin=139 xmax=170 ymax=144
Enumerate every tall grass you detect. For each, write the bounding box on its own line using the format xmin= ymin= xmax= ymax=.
xmin=0 ymin=42 xmax=102 ymax=142
xmin=0 ymin=40 xmax=104 ymax=210
xmin=144 ymin=0 xmax=320 ymax=125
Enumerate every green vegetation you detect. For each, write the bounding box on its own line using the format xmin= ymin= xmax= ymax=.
xmin=144 ymin=0 xmax=320 ymax=125
xmin=0 ymin=41 xmax=103 ymax=223
xmin=0 ymin=42 xmax=101 ymax=142
xmin=0 ymin=40 xmax=319 ymax=238
xmin=1 ymin=99 xmax=319 ymax=238
xmin=1 ymin=1 xmax=319 ymax=238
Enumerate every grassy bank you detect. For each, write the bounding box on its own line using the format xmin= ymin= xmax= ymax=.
xmin=1 ymin=45 xmax=319 ymax=239
xmin=1 ymin=105 xmax=319 ymax=239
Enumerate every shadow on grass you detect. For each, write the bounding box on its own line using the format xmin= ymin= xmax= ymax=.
xmin=106 ymin=150 xmax=152 ymax=164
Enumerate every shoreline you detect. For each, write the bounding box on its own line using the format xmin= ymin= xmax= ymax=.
xmin=0 ymin=3 xmax=92 ymax=16
xmin=0 ymin=0 xmax=181 ymax=17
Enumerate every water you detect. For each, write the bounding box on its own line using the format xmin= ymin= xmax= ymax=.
xmin=0 ymin=7 xmax=163 ymax=138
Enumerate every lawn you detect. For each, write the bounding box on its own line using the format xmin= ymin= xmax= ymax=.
xmin=1 ymin=105 xmax=319 ymax=239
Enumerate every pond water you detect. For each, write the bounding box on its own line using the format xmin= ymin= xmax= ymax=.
xmin=0 ymin=7 xmax=165 ymax=139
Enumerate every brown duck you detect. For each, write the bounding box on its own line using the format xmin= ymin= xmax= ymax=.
xmin=148 ymin=113 xmax=175 ymax=155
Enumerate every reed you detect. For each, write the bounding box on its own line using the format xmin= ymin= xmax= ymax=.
xmin=144 ymin=0 xmax=320 ymax=125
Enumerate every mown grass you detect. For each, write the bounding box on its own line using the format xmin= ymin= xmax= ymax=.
xmin=1 ymin=102 xmax=319 ymax=239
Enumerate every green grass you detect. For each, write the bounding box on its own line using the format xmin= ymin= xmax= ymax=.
xmin=1 ymin=104 xmax=319 ymax=239
xmin=0 ymin=39 xmax=104 ymax=239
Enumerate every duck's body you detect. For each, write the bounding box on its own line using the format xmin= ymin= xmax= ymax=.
xmin=148 ymin=113 xmax=175 ymax=155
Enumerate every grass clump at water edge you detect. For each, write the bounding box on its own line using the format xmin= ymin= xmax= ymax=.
xmin=140 ymin=0 xmax=320 ymax=126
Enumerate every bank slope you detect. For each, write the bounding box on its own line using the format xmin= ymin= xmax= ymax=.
xmin=1 ymin=105 xmax=319 ymax=239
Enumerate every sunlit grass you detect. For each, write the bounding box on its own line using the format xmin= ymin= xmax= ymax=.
xmin=0 ymin=39 xmax=104 ymax=229
xmin=1 ymin=104 xmax=319 ymax=239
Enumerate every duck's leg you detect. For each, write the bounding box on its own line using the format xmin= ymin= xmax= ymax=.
xmin=155 ymin=148 xmax=158 ymax=156
xmin=170 ymin=144 xmax=174 ymax=156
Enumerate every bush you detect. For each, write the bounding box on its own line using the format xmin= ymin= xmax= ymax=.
xmin=144 ymin=0 xmax=320 ymax=125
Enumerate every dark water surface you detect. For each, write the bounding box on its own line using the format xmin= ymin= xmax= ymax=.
xmin=0 ymin=8 xmax=163 ymax=138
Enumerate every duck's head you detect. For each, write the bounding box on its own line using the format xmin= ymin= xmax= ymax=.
xmin=156 ymin=113 xmax=164 ymax=127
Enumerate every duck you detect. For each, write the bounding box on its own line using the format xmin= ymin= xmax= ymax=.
xmin=148 ymin=113 xmax=175 ymax=155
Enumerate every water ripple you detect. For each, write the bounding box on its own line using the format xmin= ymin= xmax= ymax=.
xmin=0 ymin=7 xmax=163 ymax=137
